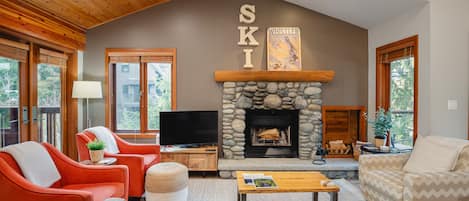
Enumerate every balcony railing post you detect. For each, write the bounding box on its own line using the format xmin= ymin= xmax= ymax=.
xmin=38 ymin=107 xmax=60 ymax=147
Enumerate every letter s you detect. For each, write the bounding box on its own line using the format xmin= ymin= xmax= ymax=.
xmin=239 ymin=4 xmax=256 ymax=24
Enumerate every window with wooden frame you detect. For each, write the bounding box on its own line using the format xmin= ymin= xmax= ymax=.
xmin=376 ymin=35 xmax=418 ymax=147
xmin=105 ymin=48 xmax=176 ymax=135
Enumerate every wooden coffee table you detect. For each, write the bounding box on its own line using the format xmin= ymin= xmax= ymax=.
xmin=236 ymin=171 xmax=339 ymax=201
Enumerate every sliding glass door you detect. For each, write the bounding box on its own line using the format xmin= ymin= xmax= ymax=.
xmin=0 ymin=57 xmax=20 ymax=147
xmin=0 ymin=42 xmax=69 ymax=151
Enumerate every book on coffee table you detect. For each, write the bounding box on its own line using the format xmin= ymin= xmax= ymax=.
xmin=242 ymin=173 xmax=278 ymax=188
xmin=253 ymin=176 xmax=278 ymax=188
xmin=242 ymin=173 xmax=264 ymax=185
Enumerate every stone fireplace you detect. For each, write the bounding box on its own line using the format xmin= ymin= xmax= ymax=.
xmin=221 ymin=81 xmax=324 ymax=160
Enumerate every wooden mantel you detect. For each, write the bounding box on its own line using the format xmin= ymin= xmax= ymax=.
xmin=214 ymin=70 xmax=335 ymax=82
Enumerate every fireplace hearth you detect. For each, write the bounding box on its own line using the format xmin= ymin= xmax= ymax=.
xmin=245 ymin=109 xmax=299 ymax=158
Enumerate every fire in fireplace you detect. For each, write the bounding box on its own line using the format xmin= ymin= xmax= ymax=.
xmin=245 ymin=109 xmax=299 ymax=158
xmin=251 ymin=127 xmax=291 ymax=146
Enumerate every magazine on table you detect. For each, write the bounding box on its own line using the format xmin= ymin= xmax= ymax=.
xmin=242 ymin=173 xmax=278 ymax=188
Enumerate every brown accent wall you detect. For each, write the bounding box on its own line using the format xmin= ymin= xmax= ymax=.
xmin=83 ymin=0 xmax=368 ymax=127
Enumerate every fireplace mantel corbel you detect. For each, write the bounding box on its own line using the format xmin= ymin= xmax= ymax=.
xmin=214 ymin=70 xmax=335 ymax=82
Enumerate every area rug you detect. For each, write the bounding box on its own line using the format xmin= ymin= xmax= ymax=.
xmin=188 ymin=178 xmax=365 ymax=201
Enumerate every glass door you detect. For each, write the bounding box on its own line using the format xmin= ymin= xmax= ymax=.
xmin=36 ymin=63 xmax=63 ymax=150
xmin=0 ymin=40 xmax=69 ymax=150
xmin=0 ymin=57 xmax=20 ymax=147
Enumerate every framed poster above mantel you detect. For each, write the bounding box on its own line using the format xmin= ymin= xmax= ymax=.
xmin=267 ymin=27 xmax=302 ymax=71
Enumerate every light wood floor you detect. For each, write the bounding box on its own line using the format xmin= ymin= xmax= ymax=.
xmin=185 ymin=178 xmax=363 ymax=201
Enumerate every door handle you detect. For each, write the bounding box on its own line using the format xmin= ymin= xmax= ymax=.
xmin=2 ymin=115 xmax=4 ymax=147
xmin=22 ymin=106 xmax=29 ymax=124
xmin=32 ymin=106 xmax=38 ymax=122
xmin=1 ymin=115 xmax=4 ymax=147
xmin=0 ymin=114 xmax=3 ymax=147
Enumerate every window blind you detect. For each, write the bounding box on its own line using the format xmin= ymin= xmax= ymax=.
xmin=141 ymin=56 xmax=173 ymax=63
xmin=39 ymin=48 xmax=68 ymax=66
xmin=379 ymin=47 xmax=414 ymax=64
xmin=0 ymin=38 xmax=29 ymax=62
xmin=109 ymin=56 xmax=173 ymax=64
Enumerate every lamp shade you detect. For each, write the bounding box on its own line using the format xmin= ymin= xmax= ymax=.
xmin=72 ymin=81 xmax=103 ymax=99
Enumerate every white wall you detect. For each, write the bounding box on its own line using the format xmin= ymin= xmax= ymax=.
xmin=77 ymin=51 xmax=84 ymax=131
xmin=368 ymin=0 xmax=469 ymax=140
xmin=368 ymin=3 xmax=431 ymax=141
xmin=428 ymin=0 xmax=469 ymax=138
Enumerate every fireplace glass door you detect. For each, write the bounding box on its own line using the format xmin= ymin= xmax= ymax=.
xmin=245 ymin=110 xmax=299 ymax=158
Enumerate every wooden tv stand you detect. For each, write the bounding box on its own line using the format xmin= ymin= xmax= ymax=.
xmin=160 ymin=145 xmax=218 ymax=172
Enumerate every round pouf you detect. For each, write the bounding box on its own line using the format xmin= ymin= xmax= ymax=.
xmin=145 ymin=162 xmax=189 ymax=201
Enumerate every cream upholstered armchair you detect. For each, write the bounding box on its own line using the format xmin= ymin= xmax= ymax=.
xmin=359 ymin=147 xmax=469 ymax=201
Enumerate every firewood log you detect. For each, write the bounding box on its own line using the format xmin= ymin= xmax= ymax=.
xmin=258 ymin=128 xmax=280 ymax=140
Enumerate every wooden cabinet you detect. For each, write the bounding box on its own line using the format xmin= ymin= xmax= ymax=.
xmin=160 ymin=146 xmax=218 ymax=171
xmin=322 ymin=106 xmax=367 ymax=158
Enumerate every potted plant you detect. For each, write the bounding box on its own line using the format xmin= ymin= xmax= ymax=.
xmin=87 ymin=139 xmax=105 ymax=163
xmin=366 ymin=107 xmax=392 ymax=147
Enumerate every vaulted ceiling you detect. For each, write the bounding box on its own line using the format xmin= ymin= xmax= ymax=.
xmin=6 ymin=0 xmax=429 ymax=31
xmin=13 ymin=0 xmax=170 ymax=30
xmin=285 ymin=0 xmax=428 ymax=29
xmin=0 ymin=0 xmax=430 ymax=50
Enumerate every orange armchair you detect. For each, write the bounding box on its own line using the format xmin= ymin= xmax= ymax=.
xmin=76 ymin=130 xmax=160 ymax=197
xmin=0 ymin=143 xmax=128 ymax=201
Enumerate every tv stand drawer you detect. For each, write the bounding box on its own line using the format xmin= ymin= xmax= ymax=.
xmin=161 ymin=146 xmax=218 ymax=171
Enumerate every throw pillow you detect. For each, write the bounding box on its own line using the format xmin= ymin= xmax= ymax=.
xmin=403 ymin=136 xmax=469 ymax=173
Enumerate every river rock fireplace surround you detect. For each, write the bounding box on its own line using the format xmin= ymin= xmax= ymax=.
xmin=216 ymin=70 xmax=335 ymax=160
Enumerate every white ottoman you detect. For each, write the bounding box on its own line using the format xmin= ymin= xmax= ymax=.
xmin=145 ymin=162 xmax=189 ymax=201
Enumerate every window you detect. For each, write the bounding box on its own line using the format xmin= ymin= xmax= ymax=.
xmin=106 ymin=49 xmax=176 ymax=134
xmin=390 ymin=58 xmax=414 ymax=146
xmin=115 ymin=63 xmax=140 ymax=131
xmin=376 ymin=35 xmax=418 ymax=147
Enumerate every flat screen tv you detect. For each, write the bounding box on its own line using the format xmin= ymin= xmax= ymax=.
xmin=159 ymin=111 xmax=218 ymax=146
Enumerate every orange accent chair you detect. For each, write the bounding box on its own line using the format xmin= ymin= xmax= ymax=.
xmin=0 ymin=143 xmax=128 ymax=201
xmin=76 ymin=130 xmax=160 ymax=198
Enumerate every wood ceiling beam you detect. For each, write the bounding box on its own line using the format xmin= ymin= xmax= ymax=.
xmin=14 ymin=0 xmax=88 ymax=31
xmin=0 ymin=0 xmax=86 ymax=50
xmin=17 ymin=0 xmax=171 ymax=30
xmin=0 ymin=0 xmax=171 ymax=49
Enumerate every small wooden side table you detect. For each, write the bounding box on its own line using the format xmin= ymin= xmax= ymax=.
xmin=80 ymin=157 xmax=117 ymax=165
xmin=361 ymin=145 xmax=412 ymax=154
